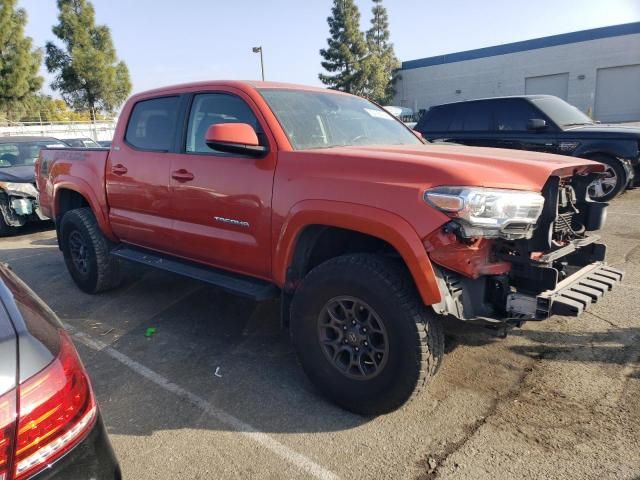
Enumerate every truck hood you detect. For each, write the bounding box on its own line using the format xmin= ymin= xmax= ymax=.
xmin=562 ymin=123 xmax=640 ymax=138
xmin=312 ymin=144 xmax=603 ymax=191
xmin=0 ymin=165 xmax=35 ymax=183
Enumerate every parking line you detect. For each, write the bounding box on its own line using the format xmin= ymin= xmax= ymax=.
xmin=70 ymin=329 xmax=340 ymax=480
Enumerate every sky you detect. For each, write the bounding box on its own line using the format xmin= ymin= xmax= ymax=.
xmin=17 ymin=0 xmax=640 ymax=97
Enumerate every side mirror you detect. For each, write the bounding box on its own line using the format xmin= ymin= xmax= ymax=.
xmin=205 ymin=123 xmax=267 ymax=156
xmin=527 ymin=118 xmax=547 ymax=131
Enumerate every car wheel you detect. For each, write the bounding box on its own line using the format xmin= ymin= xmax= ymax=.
xmin=0 ymin=213 xmax=15 ymax=237
xmin=290 ymin=254 xmax=444 ymax=416
xmin=587 ymin=154 xmax=627 ymax=201
xmin=60 ymin=207 xmax=121 ymax=293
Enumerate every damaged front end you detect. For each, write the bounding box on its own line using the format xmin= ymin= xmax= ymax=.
xmin=424 ymin=171 xmax=624 ymax=328
xmin=0 ymin=181 xmax=48 ymax=231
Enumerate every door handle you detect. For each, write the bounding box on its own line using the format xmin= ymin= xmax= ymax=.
xmin=171 ymin=169 xmax=195 ymax=182
xmin=111 ymin=164 xmax=128 ymax=175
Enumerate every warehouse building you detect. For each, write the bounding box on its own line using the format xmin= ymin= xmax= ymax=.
xmin=394 ymin=22 xmax=640 ymax=122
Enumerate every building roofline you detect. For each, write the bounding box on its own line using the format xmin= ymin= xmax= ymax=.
xmin=401 ymin=21 xmax=640 ymax=71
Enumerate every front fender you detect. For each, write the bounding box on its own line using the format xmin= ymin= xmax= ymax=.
xmin=53 ymin=179 xmax=117 ymax=241
xmin=574 ymin=139 xmax=639 ymax=162
xmin=273 ymin=200 xmax=442 ymax=305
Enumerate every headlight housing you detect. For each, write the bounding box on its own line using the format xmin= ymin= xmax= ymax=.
xmin=424 ymin=186 xmax=545 ymax=239
xmin=0 ymin=182 xmax=38 ymax=198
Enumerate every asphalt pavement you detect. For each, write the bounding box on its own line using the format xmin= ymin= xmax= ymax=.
xmin=1 ymin=190 xmax=638 ymax=479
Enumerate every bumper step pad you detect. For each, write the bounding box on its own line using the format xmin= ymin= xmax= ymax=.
xmin=536 ymin=263 xmax=624 ymax=319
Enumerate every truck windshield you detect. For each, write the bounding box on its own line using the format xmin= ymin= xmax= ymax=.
xmin=0 ymin=141 xmax=67 ymax=168
xmin=259 ymin=89 xmax=423 ymax=150
xmin=530 ymin=97 xmax=594 ymax=127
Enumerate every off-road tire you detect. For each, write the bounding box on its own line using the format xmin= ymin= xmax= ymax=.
xmin=587 ymin=154 xmax=627 ymax=202
xmin=60 ymin=207 xmax=121 ymax=294
xmin=290 ymin=254 xmax=445 ymax=416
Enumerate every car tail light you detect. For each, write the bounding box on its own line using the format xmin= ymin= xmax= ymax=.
xmin=0 ymin=389 xmax=17 ymax=480
xmin=10 ymin=331 xmax=96 ymax=480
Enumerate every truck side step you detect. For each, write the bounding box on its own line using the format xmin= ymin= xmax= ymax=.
xmin=111 ymin=245 xmax=279 ymax=301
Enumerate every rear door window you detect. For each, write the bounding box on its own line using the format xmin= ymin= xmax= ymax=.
xmin=461 ymin=102 xmax=492 ymax=131
xmin=125 ymin=96 xmax=180 ymax=151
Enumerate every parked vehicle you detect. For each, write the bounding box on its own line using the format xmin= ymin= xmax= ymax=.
xmin=0 ymin=136 xmax=67 ymax=236
xmin=97 ymin=140 xmax=112 ymax=148
xmin=414 ymin=95 xmax=640 ymax=201
xmin=37 ymin=81 xmax=623 ymax=415
xmin=0 ymin=263 xmax=121 ymax=479
xmin=63 ymin=138 xmax=102 ymax=148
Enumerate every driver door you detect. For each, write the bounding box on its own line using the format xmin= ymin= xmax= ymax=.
xmin=168 ymin=91 xmax=276 ymax=279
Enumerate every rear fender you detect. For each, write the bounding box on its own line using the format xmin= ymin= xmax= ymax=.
xmin=53 ymin=179 xmax=117 ymax=241
xmin=274 ymin=200 xmax=442 ymax=305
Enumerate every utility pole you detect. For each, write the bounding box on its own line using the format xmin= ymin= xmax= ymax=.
xmin=252 ymin=46 xmax=265 ymax=81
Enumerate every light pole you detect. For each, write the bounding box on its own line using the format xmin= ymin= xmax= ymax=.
xmin=252 ymin=46 xmax=265 ymax=81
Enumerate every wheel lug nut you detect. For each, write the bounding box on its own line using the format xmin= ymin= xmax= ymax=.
xmin=343 ymin=326 xmax=347 ymax=330
xmin=364 ymin=341 xmax=368 ymax=346
xmin=355 ymin=347 xmax=359 ymax=351
xmin=362 ymin=327 xmax=367 ymax=333
xmin=352 ymin=320 xmax=356 ymax=325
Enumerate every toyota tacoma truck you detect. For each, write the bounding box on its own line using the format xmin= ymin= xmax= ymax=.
xmin=36 ymin=81 xmax=623 ymax=415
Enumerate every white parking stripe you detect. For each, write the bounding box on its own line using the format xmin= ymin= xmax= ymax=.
xmin=607 ymin=211 xmax=640 ymax=216
xmin=70 ymin=330 xmax=340 ymax=480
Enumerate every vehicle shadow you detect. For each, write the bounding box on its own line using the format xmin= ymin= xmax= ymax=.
xmin=443 ymin=317 xmax=640 ymax=373
xmin=3 ymin=220 xmax=55 ymax=237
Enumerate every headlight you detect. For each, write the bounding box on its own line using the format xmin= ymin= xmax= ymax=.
xmin=0 ymin=182 xmax=38 ymax=198
xmin=424 ymin=186 xmax=545 ymax=239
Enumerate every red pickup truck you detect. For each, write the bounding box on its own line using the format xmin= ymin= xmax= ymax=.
xmin=37 ymin=81 xmax=623 ymax=415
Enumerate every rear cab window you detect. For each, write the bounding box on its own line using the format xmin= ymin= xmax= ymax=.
xmin=125 ymin=96 xmax=180 ymax=151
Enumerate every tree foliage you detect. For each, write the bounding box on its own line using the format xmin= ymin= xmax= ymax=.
xmin=364 ymin=0 xmax=400 ymax=104
xmin=0 ymin=0 xmax=43 ymax=118
xmin=46 ymin=0 xmax=131 ymax=119
xmin=319 ymin=0 xmax=368 ymax=95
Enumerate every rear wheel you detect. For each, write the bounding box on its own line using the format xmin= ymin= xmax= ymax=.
xmin=290 ymin=254 xmax=444 ymax=415
xmin=587 ymin=154 xmax=627 ymax=201
xmin=60 ymin=208 xmax=121 ymax=293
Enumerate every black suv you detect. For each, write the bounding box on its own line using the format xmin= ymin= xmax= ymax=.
xmin=414 ymin=95 xmax=640 ymax=201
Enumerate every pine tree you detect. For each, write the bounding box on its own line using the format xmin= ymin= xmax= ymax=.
xmin=46 ymin=0 xmax=131 ymax=119
xmin=0 ymin=0 xmax=43 ymax=120
xmin=364 ymin=0 xmax=400 ymax=104
xmin=319 ymin=0 xmax=369 ymax=95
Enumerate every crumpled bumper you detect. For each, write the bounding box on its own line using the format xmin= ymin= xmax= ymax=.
xmin=535 ymin=262 xmax=624 ymax=319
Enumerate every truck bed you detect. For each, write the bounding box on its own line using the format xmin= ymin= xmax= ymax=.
xmin=37 ymin=147 xmax=110 ymax=222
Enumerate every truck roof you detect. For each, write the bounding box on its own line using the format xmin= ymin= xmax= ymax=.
xmin=432 ymin=94 xmax=557 ymax=108
xmin=128 ymin=80 xmax=341 ymax=101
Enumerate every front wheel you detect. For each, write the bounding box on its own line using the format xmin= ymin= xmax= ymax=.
xmin=587 ymin=154 xmax=627 ymax=201
xmin=290 ymin=254 xmax=444 ymax=416
xmin=60 ymin=208 xmax=122 ymax=294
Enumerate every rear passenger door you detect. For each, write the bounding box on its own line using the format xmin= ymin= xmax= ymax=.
xmin=106 ymin=96 xmax=184 ymax=253
xmin=450 ymin=102 xmax=496 ymax=147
